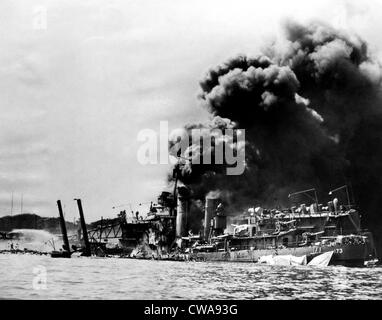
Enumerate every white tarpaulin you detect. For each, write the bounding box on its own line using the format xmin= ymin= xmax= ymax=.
xmin=258 ymin=254 xmax=307 ymax=266
xmin=258 ymin=251 xmax=334 ymax=267
xmin=307 ymin=251 xmax=334 ymax=267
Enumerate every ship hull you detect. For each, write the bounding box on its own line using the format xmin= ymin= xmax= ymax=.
xmin=191 ymin=243 xmax=370 ymax=267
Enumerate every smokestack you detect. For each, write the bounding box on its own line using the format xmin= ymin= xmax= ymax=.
xmin=213 ymin=209 xmax=227 ymax=236
xmin=75 ymin=199 xmax=91 ymax=257
xmin=57 ymin=200 xmax=70 ymax=253
xmin=204 ymin=197 xmax=217 ymax=240
xmin=176 ymin=186 xmax=190 ymax=238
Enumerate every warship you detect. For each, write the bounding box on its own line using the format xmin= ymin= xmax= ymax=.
xmin=82 ymin=185 xmax=378 ymax=267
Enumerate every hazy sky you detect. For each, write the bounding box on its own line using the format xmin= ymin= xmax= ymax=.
xmin=1 ymin=0 xmax=382 ymax=222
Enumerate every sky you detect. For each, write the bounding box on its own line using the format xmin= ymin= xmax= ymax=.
xmin=1 ymin=0 xmax=382 ymax=222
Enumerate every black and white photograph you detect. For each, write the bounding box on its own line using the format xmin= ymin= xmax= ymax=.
xmin=0 ymin=0 xmax=382 ymax=306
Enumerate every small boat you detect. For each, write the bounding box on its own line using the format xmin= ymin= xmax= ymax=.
xmin=364 ymin=259 xmax=379 ymax=267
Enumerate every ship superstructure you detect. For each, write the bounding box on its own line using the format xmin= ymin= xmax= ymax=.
xmin=189 ymin=196 xmax=377 ymax=266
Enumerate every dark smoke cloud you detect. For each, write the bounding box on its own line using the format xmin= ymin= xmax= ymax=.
xmin=169 ymin=21 xmax=382 ymax=253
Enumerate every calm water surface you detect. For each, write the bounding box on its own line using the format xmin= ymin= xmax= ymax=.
xmin=0 ymin=253 xmax=381 ymax=299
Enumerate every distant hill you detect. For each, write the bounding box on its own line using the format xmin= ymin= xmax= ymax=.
xmin=0 ymin=213 xmax=78 ymax=234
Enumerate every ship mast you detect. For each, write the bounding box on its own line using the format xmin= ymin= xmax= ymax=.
xmin=20 ymin=194 xmax=23 ymax=215
xmin=172 ymin=152 xmax=189 ymax=216
xmin=10 ymin=192 xmax=14 ymax=216
xmin=328 ymin=185 xmax=351 ymax=208
xmin=172 ymin=162 xmax=178 ymax=216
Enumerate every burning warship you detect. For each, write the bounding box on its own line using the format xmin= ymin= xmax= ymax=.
xmin=59 ymin=181 xmax=377 ymax=267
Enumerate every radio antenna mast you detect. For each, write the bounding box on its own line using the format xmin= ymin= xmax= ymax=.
xmin=10 ymin=192 xmax=14 ymax=216
xmin=20 ymin=194 xmax=23 ymax=214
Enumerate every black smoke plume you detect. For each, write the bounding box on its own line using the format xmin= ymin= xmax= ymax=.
xmin=169 ymin=21 xmax=382 ymax=254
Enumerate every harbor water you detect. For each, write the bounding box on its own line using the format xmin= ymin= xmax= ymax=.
xmin=0 ymin=253 xmax=381 ymax=299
